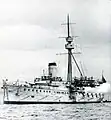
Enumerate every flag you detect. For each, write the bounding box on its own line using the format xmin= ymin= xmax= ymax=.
xmin=102 ymin=75 xmax=106 ymax=83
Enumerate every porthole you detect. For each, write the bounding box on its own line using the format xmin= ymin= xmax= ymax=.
xmin=32 ymin=89 xmax=34 ymax=91
xmin=28 ymin=89 xmax=30 ymax=91
xmin=31 ymin=95 xmax=34 ymax=98
xmin=24 ymin=88 xmax=26 ymax=91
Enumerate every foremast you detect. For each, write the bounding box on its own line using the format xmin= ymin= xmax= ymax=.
xmin=65 ymin=14 xmax=74 ymax=84
xmin=65 ymin=15 xmax=83 ymax=84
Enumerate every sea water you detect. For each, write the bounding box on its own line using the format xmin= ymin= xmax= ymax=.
xmin=0 ymin=103 xmax=111 ymax=120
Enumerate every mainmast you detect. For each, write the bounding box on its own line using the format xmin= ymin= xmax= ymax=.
xmin=65 ymin=14 xmax=74 ymax=83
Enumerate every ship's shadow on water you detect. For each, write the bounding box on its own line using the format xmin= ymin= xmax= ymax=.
xmin=0 ymin=103 xmax=111 ymax=120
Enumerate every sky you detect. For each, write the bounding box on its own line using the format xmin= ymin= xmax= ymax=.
xmin=0 ymin=0 xmax=111 ymax=85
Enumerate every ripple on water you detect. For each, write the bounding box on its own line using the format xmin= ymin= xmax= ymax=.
xmin=0 ymin=103 xmax=111 ymax=120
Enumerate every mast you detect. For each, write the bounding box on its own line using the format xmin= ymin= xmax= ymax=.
xmin=65 ymin=14 xmax=74 ymax=83
xmin=67 ymin=14 xmax=70 ymax=37
xmin=65 ymin=15 xmax=83 ymax=83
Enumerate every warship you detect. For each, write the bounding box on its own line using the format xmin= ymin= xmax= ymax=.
xmin=2 ymin=15 xmax=109 ymax=104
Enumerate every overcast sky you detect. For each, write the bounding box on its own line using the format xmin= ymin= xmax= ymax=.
xmin=0 ymin=0 xmax=111 ymax=84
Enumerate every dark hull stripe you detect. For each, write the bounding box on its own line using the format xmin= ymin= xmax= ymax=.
xmin=4 ymin=100 xmax=111 ymax=104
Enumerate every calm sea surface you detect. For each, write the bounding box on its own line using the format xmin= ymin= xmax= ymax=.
xmin=0 ymin=93 xmax=111 ymax=120
xmin=0 ymin=103 xmax=111 ymax=120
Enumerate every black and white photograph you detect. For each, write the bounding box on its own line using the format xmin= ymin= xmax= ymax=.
xmin=0 ymin=0 xmax=111 ymax=119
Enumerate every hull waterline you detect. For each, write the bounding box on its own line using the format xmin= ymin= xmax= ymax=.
xmin=4 ymin=100 xmax=111 ymax=104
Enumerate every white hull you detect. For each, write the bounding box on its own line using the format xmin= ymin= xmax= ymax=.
xmin=3 ymin=85 xmax=104 ymax=103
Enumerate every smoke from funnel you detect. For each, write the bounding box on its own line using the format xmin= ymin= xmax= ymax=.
xmin=85 ymin=83 xmax=111 ymax=93
xmin=96 ymin=83 xmax=111 ymax=93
